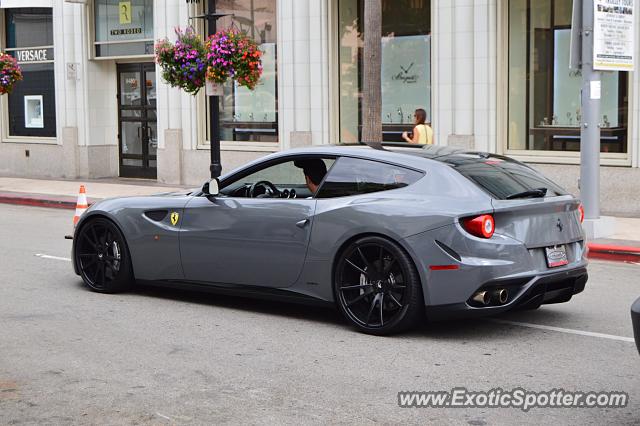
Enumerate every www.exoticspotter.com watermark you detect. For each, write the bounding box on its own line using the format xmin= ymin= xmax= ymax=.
xmin=398 ymin=388 xmax=628 ymax=411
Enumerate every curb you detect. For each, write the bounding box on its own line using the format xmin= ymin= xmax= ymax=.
xmin=0 ymin=193 xmax=92 ymax=210
xmin=587 ymin=243 xmax=640 ymax=263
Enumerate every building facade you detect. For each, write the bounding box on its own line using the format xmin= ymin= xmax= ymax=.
xmin=0 ymin=0 xmax=638 ymax=215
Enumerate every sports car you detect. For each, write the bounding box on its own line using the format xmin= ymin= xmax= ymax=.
xmin=72 ymin=144 xmax=588 ymax=335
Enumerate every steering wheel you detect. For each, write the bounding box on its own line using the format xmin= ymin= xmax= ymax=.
xmin=249 ymin=180 xmax=280 ymax=198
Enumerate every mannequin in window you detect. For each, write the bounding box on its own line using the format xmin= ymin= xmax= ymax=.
xmin=402 ymin=108 xmax=434 ymax=145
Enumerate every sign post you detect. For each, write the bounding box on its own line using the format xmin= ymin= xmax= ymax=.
xmin=207 ymin=0 xmax=222 ymax=179
xmin=186 ymin=0 xmax=230 ymax=178
xmin=580 ymin=0 xmax=602 ymax=221
xmin=570 ymin=0 xmax=635 ymax=229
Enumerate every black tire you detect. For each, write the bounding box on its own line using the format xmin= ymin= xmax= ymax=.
xmin=334 ymin=236 xmax=424 ymax=335
xmin=74 ymin=217 xmax=133 ymax=293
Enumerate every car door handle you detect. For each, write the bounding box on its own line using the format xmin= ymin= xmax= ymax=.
xmin=295 ymin=219 xmax=310 ymax=228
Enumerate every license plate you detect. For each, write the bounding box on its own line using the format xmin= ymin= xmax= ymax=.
xmin=545 ymin=245 xmax=568 ymax=268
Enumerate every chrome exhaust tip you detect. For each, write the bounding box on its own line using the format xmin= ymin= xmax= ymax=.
xmin=472 ymin=290 xmax=491 ymax=306
xmin=493 ymin=288 xmax=509 ymax=305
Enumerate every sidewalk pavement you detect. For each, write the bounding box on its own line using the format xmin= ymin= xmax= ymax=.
xmin=0 ymin=176 xmax=638 ymax=262
xmin=0 ymin=177 xmax=190 ymax=209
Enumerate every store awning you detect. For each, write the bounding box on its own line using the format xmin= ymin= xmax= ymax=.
xmin=0 ymin=0 xmax=53 ymax=7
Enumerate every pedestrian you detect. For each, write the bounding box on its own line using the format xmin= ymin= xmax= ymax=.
xmin=402 ymin=108 xmax=433 ymax=145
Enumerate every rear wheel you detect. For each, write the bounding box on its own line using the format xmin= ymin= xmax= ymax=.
xmin=75 ymin=218 xmax=133 ymax=293
xmin=334 ymin=236 xmax=424 ymax=335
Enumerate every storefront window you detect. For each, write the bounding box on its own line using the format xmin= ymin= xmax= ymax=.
xmin=94 ymin=0 xmax=154 ymax=57
xmin=206 ymin=0 xmax=278 ymax=143
xmin=4 ymin=8 xmax=56 ymax=138
xmin=508 ymin=0 xmax=628 ymax=153
xmin=338 ymin=0 xmax=431 ymax=143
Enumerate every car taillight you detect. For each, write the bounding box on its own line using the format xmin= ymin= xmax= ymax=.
xmin=462 ymin=214 xmax=495 ymax=239
xmin=578 ymin=204 xmax=585 ymax=223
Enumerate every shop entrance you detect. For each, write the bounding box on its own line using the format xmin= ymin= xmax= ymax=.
xmin=117 ymin=63 xmax=157 ymax=179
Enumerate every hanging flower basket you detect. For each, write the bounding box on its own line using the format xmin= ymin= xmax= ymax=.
xmin=154 ymin=27 xmax=207 ymax=95
xmin=0 ymin=53 xmax=23 ymax=95
xmin=205 ymin=29 xmax=263 ymax=91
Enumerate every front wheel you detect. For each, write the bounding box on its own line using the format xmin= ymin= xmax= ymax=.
xmin=334 ymin=236 xmax=424 ymax=335
xmin=75 ymin=217 xmax=133 ymax=293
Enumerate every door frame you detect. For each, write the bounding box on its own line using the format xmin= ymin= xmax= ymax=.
xmin=116 ymin=62 xmax=157 ymax=179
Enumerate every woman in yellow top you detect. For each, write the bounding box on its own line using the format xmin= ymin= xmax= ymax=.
xmin=402 ymin=108 xmax=434 ymax=145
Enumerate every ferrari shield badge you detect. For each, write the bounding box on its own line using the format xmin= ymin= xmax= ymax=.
xmin=170 ymin=212 xmax=180 ymax=226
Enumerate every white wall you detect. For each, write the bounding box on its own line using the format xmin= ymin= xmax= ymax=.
xmin=431 ymin=0 xmax=497 ymax=151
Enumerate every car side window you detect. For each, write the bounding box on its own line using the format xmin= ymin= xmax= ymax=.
xmin=316 ymin=157 xmax=424 ymax=199
xmin=220 ymin=157 xmax=335 ymax=198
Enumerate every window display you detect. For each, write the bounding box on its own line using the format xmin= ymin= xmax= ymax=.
xmin=94 ymin=0 xmax=154 ymax=57
xmin=24 ymin=95 xmax=43 ymax=128
xmin=338 ymin=0 xmax=431 ymax=143
xmin=4 ymin=8 xmax=56 ymax=138
xmin=507 ymin=0 xmax=628 ymax=153
xmin=205 ymin=0 xmax=278 ymax=144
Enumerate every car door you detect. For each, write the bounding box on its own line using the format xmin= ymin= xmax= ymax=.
xmin=179 ymin=157 xmax=332 ymax=288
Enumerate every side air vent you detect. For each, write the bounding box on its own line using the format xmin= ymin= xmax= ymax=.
xmin=144 ymin=210 xmax=168 ymax=222
xmin=435 ymin=240 xmax=462 ymax=262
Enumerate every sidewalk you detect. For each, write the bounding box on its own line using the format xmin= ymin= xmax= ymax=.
xmin=0 ymin=176 xmax=638 ymax=261
xmin=0 ymin=177 xmax=190 ymax=209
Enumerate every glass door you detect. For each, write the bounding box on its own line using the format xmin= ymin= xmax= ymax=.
xmin=117 ymin=63 xmax=157 ymax=179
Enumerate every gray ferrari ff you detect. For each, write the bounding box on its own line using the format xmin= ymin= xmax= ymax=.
xmin=72 ymin=144 xmax=588 ymax=335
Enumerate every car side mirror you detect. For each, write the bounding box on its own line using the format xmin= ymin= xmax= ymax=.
xmin=202 ymin=178 xmax=220 ymax=197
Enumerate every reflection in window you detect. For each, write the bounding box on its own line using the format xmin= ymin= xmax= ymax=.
xmin=338 ymin=0 xmax=431 ymax=143
xmin=94 ymin=0 xmax=154 ymax=57
xmin=206 ymin=0 xmax=278 ymax=143
xmin=317 ymin=157 xmax=423 ymax=198
xmin=508 ymin=0 xmax=628 ymax=153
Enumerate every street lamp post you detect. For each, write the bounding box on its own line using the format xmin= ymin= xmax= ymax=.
xmin=203 ymin=0 xmax=228 ymax=179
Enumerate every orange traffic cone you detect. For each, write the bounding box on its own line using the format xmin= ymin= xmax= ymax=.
xmin=73 ymin=185 xmax=89 ymax=227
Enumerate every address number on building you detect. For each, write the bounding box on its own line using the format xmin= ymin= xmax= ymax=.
xmin=110 ymin=28 xmax=143 ymax=36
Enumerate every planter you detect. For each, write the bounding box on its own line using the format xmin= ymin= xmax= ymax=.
xmin=0 ymin=53 xmax=23 ymax=95
xmin=155 ymin=27 xmax=263 ymax=96
xmin=154 ymin=27 xmax=207 ymax=95
xmin=205 ymin=29 xmax=263 ymax=91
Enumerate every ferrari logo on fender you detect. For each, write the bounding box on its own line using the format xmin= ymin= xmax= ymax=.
xmin=170 ymin=212 xmax=180 ymax=226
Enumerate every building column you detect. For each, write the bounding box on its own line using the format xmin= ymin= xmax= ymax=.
xmin=279 ymin=0 xmax=330 ymax=149
xmin=433 ymin=0 xmax=497 ymax=151
xmin=472 ymin=0 xmax=497 ymax=153
xmin=156 ymin=0 xmax=189 ymax=184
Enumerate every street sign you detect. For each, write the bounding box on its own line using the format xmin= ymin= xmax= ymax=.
xmin=593 ymin=0 xmax=635 ymax=71
xmin=66 ymin=63 xmax=79 ymax=81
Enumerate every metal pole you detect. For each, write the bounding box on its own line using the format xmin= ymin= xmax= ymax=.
xmin=208 ymin=0 xmax=222 ymax=178
xmin=580 ymin=0 xmax=601 ymax=220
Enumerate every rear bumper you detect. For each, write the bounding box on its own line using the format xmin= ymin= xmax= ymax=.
xmin=632 ymin=297 xmax=640 ymax=355
xmin=425 ymin=266 xmax=588 ymax=321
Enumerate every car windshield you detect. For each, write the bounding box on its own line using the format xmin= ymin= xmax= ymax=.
xmin=441 ymin=154 xmax=566 ymax=200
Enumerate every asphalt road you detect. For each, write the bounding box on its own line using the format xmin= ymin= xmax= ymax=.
xmin=0 ymin=204 xmax=638 ymax=425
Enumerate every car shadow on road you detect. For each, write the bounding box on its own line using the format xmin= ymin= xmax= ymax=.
xmin=409 ymin=308 xmax=576 ymax=342
xmin=130 ymin=282 xmax=346 ymax=326
xmin=77 ymin=280 xmax=574 ymax=341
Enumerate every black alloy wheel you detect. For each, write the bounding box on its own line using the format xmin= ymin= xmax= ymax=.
xmin=75 ymin=218 xmax=133 ymax=293
xmin=334 ymin=236 xmax=424 ymax=335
